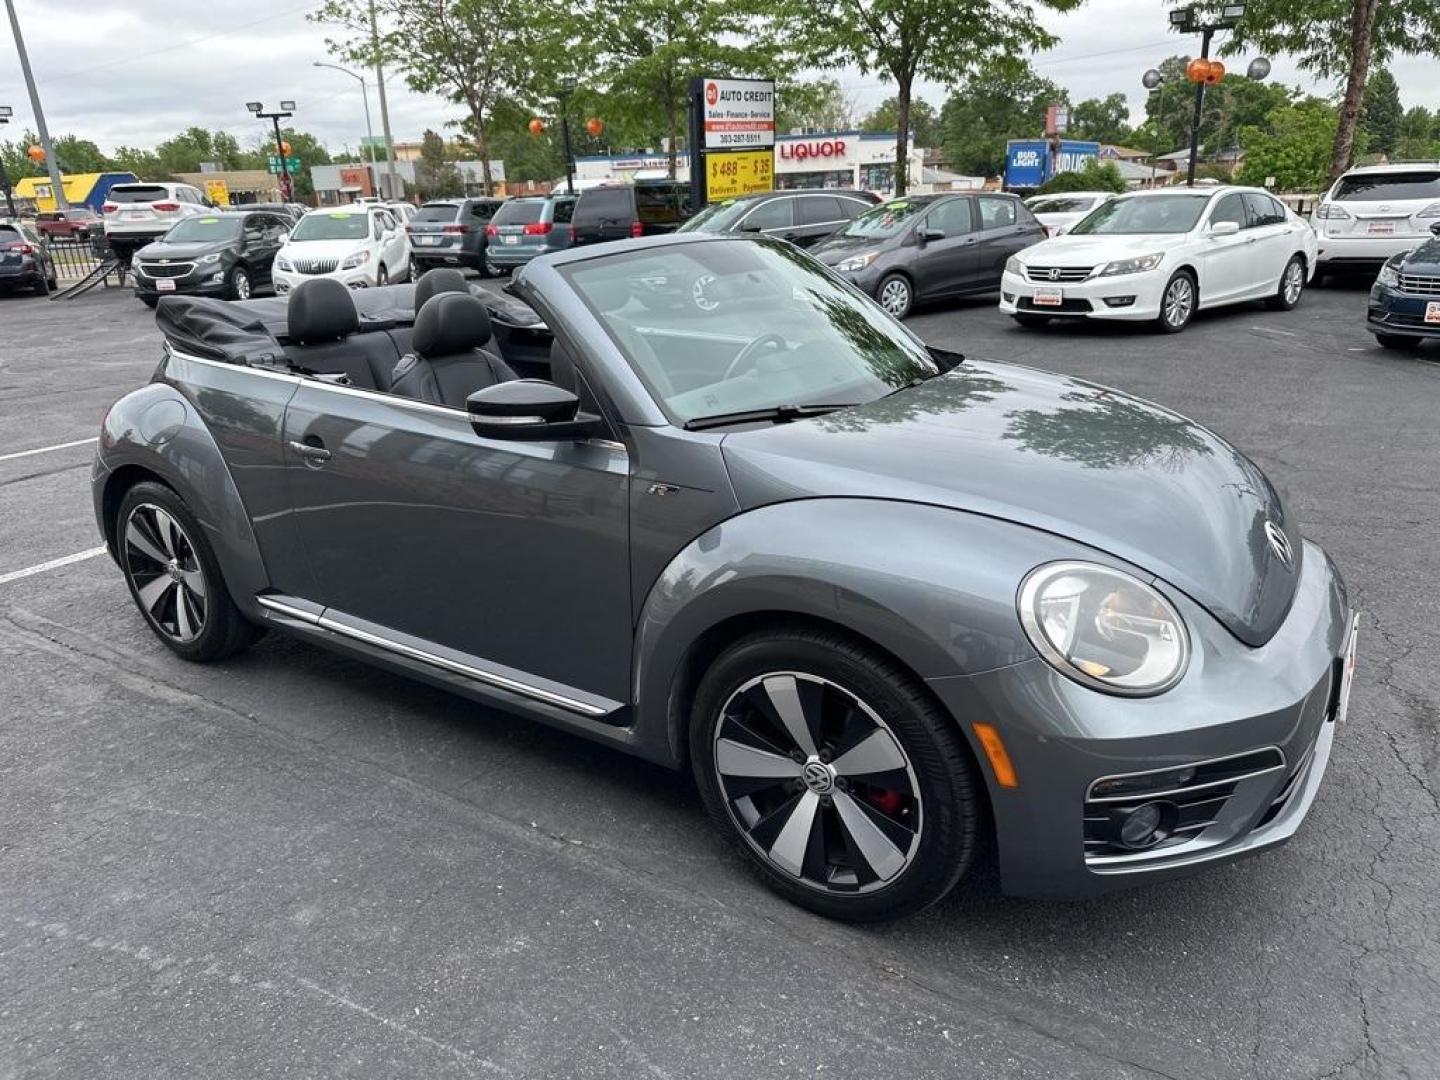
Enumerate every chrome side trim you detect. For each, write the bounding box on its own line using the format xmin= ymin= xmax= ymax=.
xmin=1085 ymin=746 xmax=1286 ymax=802
xmin=169 ymin=347 xmax=302 ymax=386
xmin=257 ymin=595 xmax=607 ymax=717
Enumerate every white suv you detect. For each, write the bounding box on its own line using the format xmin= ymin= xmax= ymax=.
xmin=1313 ymin=163 xmax=1440 ymax=272
xmin=103 ymin=181 xmax=215 ymax=258
xmin=272 ymin=205 xmax=411 ymax=293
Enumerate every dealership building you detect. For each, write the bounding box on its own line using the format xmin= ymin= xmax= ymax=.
xmin=571 ymin=131 xmax=978 ymax=196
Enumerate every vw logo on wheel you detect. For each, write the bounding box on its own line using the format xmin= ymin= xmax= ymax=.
xmin=801 ymin=759 xmax=836 ymax=795
xmin=1264 ymin=520 xmax=1294 ymax=568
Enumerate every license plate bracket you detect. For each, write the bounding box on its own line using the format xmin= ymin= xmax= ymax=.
xmin=1426 ymin=301 xmax=1440 ymax=325
xmin=1335 ymin=615 xmax=1360 ymax=724
xmin=156 ymin=278 xmax=176 ymax=292
xmin=1032 ymin=287 xmax=1063 ymax=307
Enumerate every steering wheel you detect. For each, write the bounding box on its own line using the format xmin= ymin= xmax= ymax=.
xmin=723 ymin=333 xmax=788 ymax=380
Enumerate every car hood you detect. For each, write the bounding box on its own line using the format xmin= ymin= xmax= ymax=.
xmin=1018 ymin=233 xmax=1182 ymax=264
xmin=135 ymin=239 xmax=233 ymax=260
xmin=718 ymin=360 xmax=1301 ymax=647
xmin=280 ymin=239 xmax=368 ymax=260
xmin=810 ymin=235 xmax=888 ymax=264
xmin=1398 ymin=236 xmax=1440 ymax=272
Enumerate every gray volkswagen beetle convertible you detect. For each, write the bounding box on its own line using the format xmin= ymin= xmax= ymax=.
xmin=93 ymin=235 xmax=1358 ymax=921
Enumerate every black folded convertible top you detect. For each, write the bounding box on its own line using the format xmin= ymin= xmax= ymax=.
xmin=154 ymin=282 xmax=542 ymax=367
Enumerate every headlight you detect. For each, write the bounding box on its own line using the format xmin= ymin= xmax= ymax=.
xmin=340 ymin=249 xmax=371 ymax=270
xmin=1099 ymin=253 xmax=1165 ymax=277
xmin=1017 ymin=562 xmax=1190 ymax=696
xmin=196 ymin=252 xmax=222 ymax=265
xmin=276 ymin=255 xmax=293 ymax=271
xmin=1376 ymin=260 xmax=1401 ymax=288
xmin=1005 ymin=256 xmax=1022 ymax=276
xmin=836 ymin=251 xmax=878 ymax=272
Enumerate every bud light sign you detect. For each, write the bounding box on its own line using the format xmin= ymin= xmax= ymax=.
xmin=1005 ymin=139 xmax=1100 ymax=189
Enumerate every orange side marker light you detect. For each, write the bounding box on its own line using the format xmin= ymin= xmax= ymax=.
xmin=972 ymin=722 xmax=1019 ymax=789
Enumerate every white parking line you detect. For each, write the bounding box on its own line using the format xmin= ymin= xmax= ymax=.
xmin=0 ymin=437 xmax=99 ymax=464
xmin=1250 ymin=325 xmax=1297 ymax=337
xmin=0 ymin=546 xmax=108 ymax=587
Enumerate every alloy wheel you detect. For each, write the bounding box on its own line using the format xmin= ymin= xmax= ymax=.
xmin=713 ymin=672 xmax=922 ymax=894
xmin=1164 ymin=276 xmax=1193 ymax=328
xmin=232 ymin=269 xmax=251 ymax=300
xmin=123 ymin=503 xmax=208 ymax=643
xmin=879 ymin=278 xmax=911 ymax=317
xmin=1282 ymin=261 xmax=1303 ymax=305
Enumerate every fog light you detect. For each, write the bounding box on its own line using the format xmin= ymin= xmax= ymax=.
xmin=1002 ymin=291 xmax=1016 ymax=303
xmin=1103 ymin=295 xmax=1136 ymax=307
xmin=1116 ymin=800 xmax=1174 ymax=849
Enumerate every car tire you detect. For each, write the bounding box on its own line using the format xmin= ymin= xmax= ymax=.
xmin=116 ymin=481 xmax=264 ymax=662
xmin=1155 ymin=270 xmax=1196 ymax=333
xmin=690 ymin=627 xmax=982 ymax=922
xmin=876 ymin=273 xmax=913 ymax=319
xmin=1267 ymin=256 xmax=1306 ymax=310
xmin=1013 ymin=313 xmax=1050 ymax=329
xmin=32 ymin=272 xmax=49 ymax=297
xmin=376 ymin=263 xmax=389 ymax=287
xmin=1374 ymin=333 xmax=1422 ymax=351
xmin=140 ymin=295 xmax=159 ymax=309
xmin=226 ymin=265 xmax=252 ymax=301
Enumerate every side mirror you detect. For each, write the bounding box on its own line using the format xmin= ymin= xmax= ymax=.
xmin=1210 ymin=220 xmax=1241 ymax=237
xmin=467 ymin=379 xmax=601 ymax=441
xmin=1430 ymin=222 xmax=1440 ymax=237
xmin=737 ymin=223 xmax=763 ymax=233
xmin=918 ymin=228 xmax=945 ymax=244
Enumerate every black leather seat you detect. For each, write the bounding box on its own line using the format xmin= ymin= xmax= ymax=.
xmin=283 ymin=278 xmax=400 ymax=390
xmin=388 ymin=268 xmax=472 ymax=359
xmin=389 ymin=292 xmax=516 ymax=409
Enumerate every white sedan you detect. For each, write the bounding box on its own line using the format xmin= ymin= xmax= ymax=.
xmin=272 ymin=206 xmax=411 ymax=293
xmin=1024 ymin=191 xmax=1115 ymax=236
xmin=1000 ymin=186 xmax=1319 ymax=333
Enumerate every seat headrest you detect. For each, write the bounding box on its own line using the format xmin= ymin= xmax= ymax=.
xmin=413 ymin=292 xmax=493 ymax=357
xmin=414 ymin=267 xmax=470 ymax=309
xmin=288 ymin=278 xmax=359 ymax=344
xmin=585 ymin=277 xmax=632 ymax=312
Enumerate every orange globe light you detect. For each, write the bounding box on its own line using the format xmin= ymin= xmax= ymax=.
xmin=585 ymin=117 xmax=604 ymax=138
xmin=1185 ymin=57 xmax=1211 ymax=84
xmin=279 ymin=140 xmax=292 ymax=155
xmin=528 ymin=118 xmax=546 ymax=136
xmin=27 ymin=144 xmax=45 ymax=163
xmin=1203 ymin=60 xmax=1226 ymax=85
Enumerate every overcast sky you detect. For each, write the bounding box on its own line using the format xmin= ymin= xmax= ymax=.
xmin=2 ymin=0 xmax=1438 ymax=159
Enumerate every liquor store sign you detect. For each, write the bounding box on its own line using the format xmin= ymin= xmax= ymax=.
xmin=702 ymin=78 xmax=776 ymax=149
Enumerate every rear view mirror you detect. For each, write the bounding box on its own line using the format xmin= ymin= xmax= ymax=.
xmin=1210 ymin=221 xmax=1241 ymax=237
xmin=467 ymin=379 xmax=601 ymax=441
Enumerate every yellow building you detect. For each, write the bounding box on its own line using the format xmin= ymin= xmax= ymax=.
xmin=14 ymin=171 xmax=137 ymax=213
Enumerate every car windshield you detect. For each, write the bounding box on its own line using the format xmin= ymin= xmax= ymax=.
xmin=834 ymin=199 xmax=928 ymax=239
xmin=562 ymin=239 xmax=940 ymax=425
xmin=1068 ymin=194 xmax=1210 ymax=235
xmin=289 ymin=213 xmax=369 ymax=241
xmin=678 ymin=199 xmax=756 ymax=233
xmin=164 ymin=216 xmax=242 ymax=242
xmin=414 ymin=203 xmax=460 ymax=223
xmin=1333 ymin=172 xmax=1440 ymax=201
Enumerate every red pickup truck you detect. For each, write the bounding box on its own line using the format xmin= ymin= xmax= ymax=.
xmin=34 ymin=208 xmax=102 ymax=240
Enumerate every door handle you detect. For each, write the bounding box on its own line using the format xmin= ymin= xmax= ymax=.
xmin=288 ymin=439 xmax=331 ymax=463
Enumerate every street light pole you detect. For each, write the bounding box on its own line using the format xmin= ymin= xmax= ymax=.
xmin=368 ymin=0 xmax=400 ymax=200
xmin=4 ymin=0 xmax=68 ymax=209
xmin=313 ymin=62 xmax=377 ymax=168
xmin=558 ymin=81 xmax=577 ymax=196
xmin=246 ymin=101 xmax=297 ymax=201
xmin=1184 ymin=26 xmax=1214 ymax=188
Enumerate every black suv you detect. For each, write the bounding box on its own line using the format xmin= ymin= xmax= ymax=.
xmin=570 ymin=181 xmax=693 ymax=247
xmin=408 ymin=198 xmax=503 ymax=275
xmin=1368 ymin=222 xmax=1440 ymax=351
xmin=131 ymin=210 xmax=290 ymax=306
xmin=679 ymin=189 xmax=879 ymax=248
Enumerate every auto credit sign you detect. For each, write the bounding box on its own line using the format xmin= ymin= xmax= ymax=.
xmin=702 ymin=78 xmax=776 ymax=150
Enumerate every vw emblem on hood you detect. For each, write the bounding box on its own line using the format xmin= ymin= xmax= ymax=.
xmin=1264 ymin=521 xmax=1294 ymax=568
xmin=1048 ymin=267 xmax=1062 ymax=281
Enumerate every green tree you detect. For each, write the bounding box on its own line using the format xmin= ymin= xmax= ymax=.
xmin=1395 ymin=105 xmax=1439 ymax=160
xmin=50 ymin=136 xmax=110 ymax=174
xmin=109 ymin=146 xmax=164 ymax=180
xmin=151 ymin=127 xmax=248 ymax=174
xmin=1035 ymin=160 xmax=1127 ymax=194
xmin=412 ymin=129 xmax=463 ymax=198
xmin=776 ymin=77 xmax=854 ymax=133
xmin=938 ymin=58 xmax=1067 ymax=177
xmin=0 ymin=133 xmax=45 ymax=180
xmin=1175 ymin=0 xmax=1440 ymax=182
xmin=1068 ymin=94 xmax=1132 ymax=145
xmin=1235 ymin=98 xmax=1338 ymax=192
xmin=767 ymin=0 xmax=1081 ymax=195
xmin=246 ymin=129 xmax=334 ymax=198
xmin=1360 ymin=67 xmax=1402 ymax=156
xmin=861 ymin=96 xmax=940 ymax=148
xmin=1140 ymin=56 xmax=1296 ymax=160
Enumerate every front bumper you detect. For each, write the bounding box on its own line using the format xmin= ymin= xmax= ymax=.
xmin=272 ymin=265 xmax=378 ymax=294
xmin=998 ymin=266 xmax=1169 ymax=322
xmin=132 ymin=264 xmax=231 ymax=299
xmin=1367 ymin=281 xmax=1440 ymax=339
xmin=927 ymin=540 xmax=1353 ymax=899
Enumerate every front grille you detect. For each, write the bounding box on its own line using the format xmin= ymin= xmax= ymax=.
xmin=1397 ymin=273 xmax=1440 ymax=296
xmin=139 ymin=261 xmax=194 ymax=278
xmin=1025 ymin=265 xmax=1093 ymax=283
xmin=1083 ymin=748 xmax=1286 ymax=862
xmin=294 ymin=258 xmax=339 ymax=275
xmin=1019 ymin=296 xmax=1093 ymax=313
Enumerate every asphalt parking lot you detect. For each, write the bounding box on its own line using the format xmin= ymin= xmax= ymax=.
xmin=1 ymin=275 xmax=1437 ymax=1080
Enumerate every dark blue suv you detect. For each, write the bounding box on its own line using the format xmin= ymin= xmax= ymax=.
xmin=1369 ymin=222 xmax=1440 ymax=350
